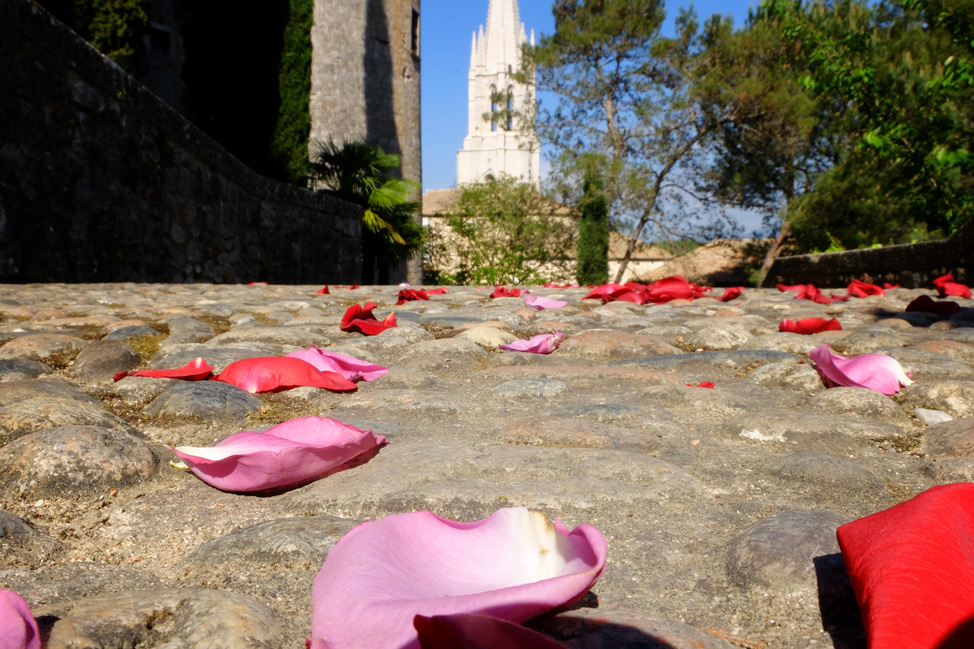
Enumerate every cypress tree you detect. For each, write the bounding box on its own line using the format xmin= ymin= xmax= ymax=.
xmin=576 ymin=168 xmax=609 ymax=285
xmin=271 ymin=0 xmax=314 ymax=185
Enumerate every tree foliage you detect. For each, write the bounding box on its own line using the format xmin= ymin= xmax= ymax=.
xmin=529 ymin=0 xmax=740 ymax=283
xmin=576 ymin=167 xmax=609 ymax=285
xmin=42 ymin=0 xmax=149 ymax=73
xmin=308 ymin=139 xmax=424 ymax=274
xmin=430 ymin=177 xmax=576 ymax=286
xmin=270 ymin=0 xmax=314 ymax=185
xmin=707 ymin=0 xmax=972 ymax=254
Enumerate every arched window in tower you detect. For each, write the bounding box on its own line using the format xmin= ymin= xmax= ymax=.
xmin=506 ymin=86 xmax=514 ymax=131
xmin=490 ymin=85 xmax=498 ymax=132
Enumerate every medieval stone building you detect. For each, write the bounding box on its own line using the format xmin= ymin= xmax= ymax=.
xmin=456 ymin=0 xmax=540 ymax=188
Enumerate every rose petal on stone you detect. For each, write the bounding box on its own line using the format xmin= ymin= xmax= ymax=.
xmin=427 ymin=287 xmax=449 ymax=295
xmin=933 ymin=274 xmax=972 ymax=299
xmin=644 ymin=276 xmax=708 ymax=303
xmin=397 ymin=289 xmax=430 ymax=305
xmin=524 ymin=296 xmax=567 ymax=310
xmin=837 ymin=483 xmax=974 ymax=649
xmin=0 ymin=590 xmax=40 ymax=649
xmin=316 ymin=286 xmax=330 ymax=295
xmin=687 ymin=382 xmax=715 ymax=389
xmin=213 ymin=357 xmax=357 ymax=393
xmin=718 ymin=287 xmax=744 ymax=302
xmin=172 ymin=416 xmax=386 ymax=492
xmin=491 ymin=286 xmax=526 ymax=298
xmin=846 ymin=279 xmax=886 ymax=298
xmin=285 ymin=346 xmax=388 ymax=382
xmin=341 ymin=302 xmax=398 ymax=335
xmin=499 ymin=332 xmax=564 ymax=354
xmin=777 ymin=283 xmax=832 ymax=305
xmin=414 ymin=614 xmax=570 ymax=649
xmin=778 ymin=318 xmax=842 ymax=335
xmin=810 ymin=344 xmax=913 ymax=395
xmin=906 ymin=295 xmax=963 ymax=316
xmin=581 ymin=283 xmax=628 ymax=302
xmin=113 ymin=357 xmax=214 ymax=382
xmin=308 ymin=507 xmax=607 ymax=649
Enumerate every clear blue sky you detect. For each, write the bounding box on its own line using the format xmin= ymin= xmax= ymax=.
xmin=420 ymin=0 xmax=755 ymax=193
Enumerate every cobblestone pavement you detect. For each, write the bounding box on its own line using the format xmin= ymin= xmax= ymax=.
xmin=0 ymin=282 xmax=972 ymax=648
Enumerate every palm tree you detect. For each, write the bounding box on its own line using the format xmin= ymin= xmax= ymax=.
xmin=308 ymin=139 xmax=424 ymax=281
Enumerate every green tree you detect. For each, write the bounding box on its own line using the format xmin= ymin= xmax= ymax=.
xmin=308 ymin=139 xmax=424 ymax=281
xmin=43 ymin=0 xmax=149 ymax=73
xmin=431 ymin=176 xmax=576 ymax=286
xmin=270 ymin=0 xmax=314 ymax=185
xmin=576 ymin=167 xmax=609 ymax=285
xmin=529 ymin=0 xmax=740 ymax=283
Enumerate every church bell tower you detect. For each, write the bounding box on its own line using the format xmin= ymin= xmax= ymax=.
xmin=456 ymin=0 xmax=541 ymax=188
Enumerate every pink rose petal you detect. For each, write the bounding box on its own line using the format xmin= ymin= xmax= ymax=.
xmin=213 ymin=357 xmax=357 ymax=393
xmin=837 ymin=483 xmax=974 ymax=649
xmin=810 ymin=344 xmax=913 ymax=395
xmin=308 ymin=507 xmax=607 ymax=649
xmin=427 ymin=287 xmax=450 ymax=295
xmin=285 ymin=346 xmax=388 ymax=383
xmin=0 ymin=590 xmax=40 ymax=649
xmin=172 ymin=416 xmax=386 ymax=492
xmin=114 ymin=357 xmax=214 ymax=382
xmin=498 ymin=332 xmax=564 ymax=354
xmin=414 ymin=613 xmax=570 ymax=649
xmin=524 ymin=296 xmax=567 ymax=310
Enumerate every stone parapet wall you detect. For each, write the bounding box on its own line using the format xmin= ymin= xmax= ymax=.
xmin=763 ymin=220 xmax=972 ymax=289
xmin=0 ymin=0 xmax=361 ymax=284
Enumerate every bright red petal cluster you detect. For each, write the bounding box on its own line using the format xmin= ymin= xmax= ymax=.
xmin=933 ymin=274 xmax=972 ymax=299
xmin=491 ymin=286 xmax=525 ymax=298
xmin=779 ymin=318 xmax=842 ymax=335
xmin=397 ymin=288 xmax=430 ymax=305
xmin=341 ymin=302 xmax=398 ymax=335
xmin=583 ymin=276 xmax=711 ymax=305
xmin=846 ymin=279 xmax=885 ymax=298
xmin=776 ymin=283 xmax=834 ymax=305
xmin=837 ymin=484 xmax=974 ymax=649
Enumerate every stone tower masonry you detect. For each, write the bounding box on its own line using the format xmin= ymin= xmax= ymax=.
xmin=456 ymin=0 xmax=541 ymax=188
xmin=309 ymin=0 xmax=422 ymax=282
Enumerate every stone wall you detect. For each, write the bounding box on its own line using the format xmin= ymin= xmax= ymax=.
xmin=310 ymin=0 xmax=421 ymax=283
xmin=0 ymin=0 xmax=362 ymax=284
xmin=763 ymin=220 xmax=973 ymax=288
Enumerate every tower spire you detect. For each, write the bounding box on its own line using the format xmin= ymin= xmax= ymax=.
xmin=457 ymin=0 xmax=541 ymax=188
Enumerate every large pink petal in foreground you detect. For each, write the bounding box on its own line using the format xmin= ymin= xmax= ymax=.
xmin=213 ymin=357 xmax=357 ymax=393
xmin=114 ymin=357 xmax=214 ymax=382
xmin=0 ymin=590 xmax=40 ymax=649
xmin=285 ymin=346 xmax=388 ymax=382
xmin=414 ymin=613 xmax=571 ymax=649
xmin=308 ymin=507 xmax=607 ymax=649
xmin=524 ymin=296 xmax=567 ymax=310
xmin=837 ymin=483 xmax=974 ymax=649
xmin=172 ymin=416 xmax=386 ymax=492
xmin=498 ymin=332 xmax=564 ymax=354
xmin=810 ymin=344 xmax=912 ymax=395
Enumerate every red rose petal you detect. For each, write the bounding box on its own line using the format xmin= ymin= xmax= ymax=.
xmin=837 ymin=483 xmax=974 ymax=649
xmin=778 ymin=318 xmax=842 ymax=335
xmin=114 ymin=357 xmax=214 ymax=382
xmin=906 ymin=295 xmax=962 ymax=316
xmin=213 ymin=357 xmax=357 ymax=393
xmin=415 ymin=614 xmax=570 ymax=649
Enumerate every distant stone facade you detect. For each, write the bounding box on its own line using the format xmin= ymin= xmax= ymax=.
xmin=310 ymin=0 xmax=422 ymax=282
xmin=456 ymin=0 xmax=540 ymax=188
